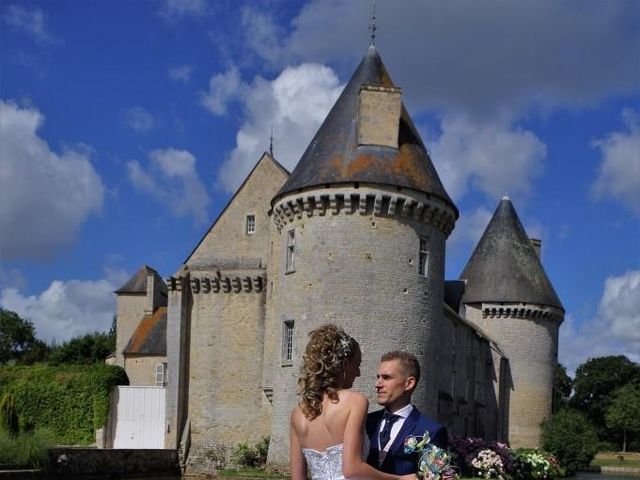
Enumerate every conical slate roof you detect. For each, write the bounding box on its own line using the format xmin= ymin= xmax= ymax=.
xmin=460 ymin=197 xmax=563 ymax=310
xmin=274 ymin=46 xmax=455 ymax=214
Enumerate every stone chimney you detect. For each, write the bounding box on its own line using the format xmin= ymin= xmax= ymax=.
xmin=145 ymin=271 xmax=155 ymax=315
xmin=529 ymin=238 xmax=542 ymax=259
xmin=358 ymin=84 xmax=402 ymax=148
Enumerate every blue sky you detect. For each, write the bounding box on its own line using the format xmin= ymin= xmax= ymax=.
xmin=0 ymin=0 xmax=638 ymax=375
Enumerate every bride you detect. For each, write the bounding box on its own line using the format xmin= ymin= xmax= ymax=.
xmin=290 ymin=324 xmax=417 ymax=480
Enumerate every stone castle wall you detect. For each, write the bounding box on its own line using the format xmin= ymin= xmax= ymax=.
xmin=464 ymin=303 xmax=561 ymax=447
xmin=188 ymin=154 xmax=288 ymax=265
xmin=267 ymin=184 xmax=453 ymax=465
xmin=124 ymin=355 xmax=166 ymax=386
xmin=185 ymin=269 xmax=272 ymax=472
xmin=115 ymin=294 xmax=146 ymax=368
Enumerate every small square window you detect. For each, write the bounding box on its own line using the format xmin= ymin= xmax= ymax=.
xmin=285 ymin=229 xmax=296 ymax=272
xmin=282 ymin=320 xmax=294 ymax=365
xmin=419 ymin=238 xmax=429 ymax=277
xmin=155 ymin=362 xmax=167 ymax=387
xmin=246 ymin=215 xmax=256 ymax=235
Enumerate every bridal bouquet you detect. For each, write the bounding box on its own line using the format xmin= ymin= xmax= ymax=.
xmin=403 ymin=432 xmax=458 ymax=480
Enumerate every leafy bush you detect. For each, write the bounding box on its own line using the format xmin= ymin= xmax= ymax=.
xmin=0 ymin=364 xmax=128 ymax=445
xmin=0 ymin=429 xmax=52 ymax=468
xmin=513 ymin=448 xmax=565 ymax=480
xmin=541 ymin=409 xmax=598 ymax=474
xmin=231 ymin=437 xmax=270 ymax=468
xmin=0 ymin=393 xmax=19 ymax=436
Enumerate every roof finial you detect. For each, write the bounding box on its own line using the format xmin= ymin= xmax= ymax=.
xmin=269 ymin=125 xmax=274 ymax=157
xmin=369 ymin=1 xmax=377 ymax=46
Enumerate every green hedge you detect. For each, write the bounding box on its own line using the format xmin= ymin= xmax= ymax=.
xmin=0 ymin=364 xmax=128 ymax=445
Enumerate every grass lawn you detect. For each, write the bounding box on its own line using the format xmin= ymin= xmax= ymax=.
xmin=218 ymin=468 xmax=288 ymax=478
xmin=592 ymin=452 xmax=640 ymax=469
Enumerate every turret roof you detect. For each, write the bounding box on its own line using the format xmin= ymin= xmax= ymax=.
xmin=460 ymin=197 xmax=563 ymax=310
xmin=115 ymin=265 xmax=159 ymax=294
xmin=274 ymin=46 xmax=456 ymax=215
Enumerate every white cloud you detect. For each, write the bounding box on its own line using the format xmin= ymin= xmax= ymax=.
xmin=3 ymin=3 xmax=54 ymax=43
xmin=200 ymin=66 xmax=243 ymax=116
xmin=559 ymin=270 xmax=640 ymax=376
xmin=169 ymin=65 xmax=192 ymax=82
xmin=599 ymin=270 xmax=640 ymax=345
xmin=0 ymin=101 xmax=104 ymax=261
xmin=448 ymin=206 xmax=493 ymax=253
xmin=240 ymin=7 xmax=285 ymax=66
xmin=120 ymin=106 xmax=157 ymax=133
xmin=159 ymin=0 xmax=208 ymax=19
xmin=429 ymin=116 xmax=547 ymax=202
xmin=247 ymin=0 xmax=639 ymax=119
xmin=0 ymin=266 xmax=26 ymax=291
xmin=215 ymin=63 xmax=343 ymax=192
xmin=0 ymin=268 xmax=129 ymax=343
xmin=592 ymin=109 xmax=640 ymax=215
xmin=127 ymin=148 xmax=210 ymax=224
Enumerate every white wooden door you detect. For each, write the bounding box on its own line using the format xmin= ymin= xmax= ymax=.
xmin=113 ymin=386 xmax=165 ymax=448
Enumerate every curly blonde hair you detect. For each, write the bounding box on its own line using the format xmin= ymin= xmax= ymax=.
xmin=298 ymin=324 xmax=359 ymax=420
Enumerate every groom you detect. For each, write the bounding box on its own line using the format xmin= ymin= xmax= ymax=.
xmin=365 ymin=351 xmax=448 ymax=475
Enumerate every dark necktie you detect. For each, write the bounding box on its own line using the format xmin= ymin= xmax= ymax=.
xmin=379 ymin=411 xmax=401 ymax=449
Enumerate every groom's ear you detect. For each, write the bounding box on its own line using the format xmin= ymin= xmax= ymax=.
xmin=404 ymin=375 xmax=417 ymax=392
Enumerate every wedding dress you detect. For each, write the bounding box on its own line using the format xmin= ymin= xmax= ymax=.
xmin=302 ymin=435 xmax=370 ymax=480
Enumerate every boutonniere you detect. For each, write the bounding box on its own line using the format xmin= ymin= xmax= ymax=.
xmin=403 ymin=432 xmax=431 ymax=454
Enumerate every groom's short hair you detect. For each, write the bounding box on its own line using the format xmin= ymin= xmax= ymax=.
xmin=380 ymin=351 xmax=421 ymax=384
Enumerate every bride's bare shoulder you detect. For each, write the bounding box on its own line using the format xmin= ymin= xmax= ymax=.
xmin=338 ymin=389 xmax=368 ymax=407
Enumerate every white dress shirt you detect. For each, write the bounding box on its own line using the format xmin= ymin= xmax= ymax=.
xmin=378 ymin=403 xmax=414 ymax=464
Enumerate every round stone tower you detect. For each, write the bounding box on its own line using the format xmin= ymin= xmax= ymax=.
xmin=265 ymin=46 xmax=458 ymax=465
xmin=459 ymin=196 xmax=564 ymax=447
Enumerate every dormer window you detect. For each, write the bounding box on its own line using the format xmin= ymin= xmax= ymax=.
xmin=246 ymin=214 xmax=256 ymax=235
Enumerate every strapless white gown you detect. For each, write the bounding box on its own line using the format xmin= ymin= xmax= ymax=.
xmin=302 ymin=436 xmax=370 ymax=480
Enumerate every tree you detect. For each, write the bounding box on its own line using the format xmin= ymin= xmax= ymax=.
xmin=0 ymin=309 xmax=37 ymax=364
xmin=606 ymin=384 xmax=640 ymax=452
xmin=541 ymin=409 xmax=599 ymax=474
xmin=570 ymin=355 xmax=640 ymax=435
xmin=48 ymin=332 xmax=115 ymax=365
xmin=553 ymin=363 xmax=572 ymax=412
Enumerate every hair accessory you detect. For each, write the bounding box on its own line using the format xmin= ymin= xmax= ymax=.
xmin=338 ymin=333 xmax=352 ymax=358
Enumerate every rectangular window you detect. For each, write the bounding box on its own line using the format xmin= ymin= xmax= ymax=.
xmin=282 ymin=320 xmax=294 ymax=365
xmin=155 ymin=362 xmax=167 ymax=387
xmin=419 ymin=238 xmax=429 ymax=276
xmin=285 ymin=229 xmax=296 ymax=272
xmin=246 ymin=214 xmax=256 ymax=235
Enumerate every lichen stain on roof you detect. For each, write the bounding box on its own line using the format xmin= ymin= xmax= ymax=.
xmin=124 ymin=306 xmax=167 ymax=355
xmin=345 ymin=153 xmax=375 ymax=176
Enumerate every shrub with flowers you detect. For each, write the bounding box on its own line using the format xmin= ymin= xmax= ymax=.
xmin=448 ymin=437 xmax=567 ymax=480
xmin=471 ymin=449 xmax=506 ymax=480
xmin=512 ymin=449 xmax=565 ymax=480
xmin=449 ymin=437 xmax=515 ymax=478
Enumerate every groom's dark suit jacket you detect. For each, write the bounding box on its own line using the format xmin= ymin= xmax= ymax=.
xmin=365 ymin=407 xmax=448 ymax=475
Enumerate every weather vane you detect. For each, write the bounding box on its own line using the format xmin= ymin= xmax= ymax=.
xmin=269 ymin=126 xmax=274 ymax=157
xmin=369 ymin=1 xmax=377 ymax=46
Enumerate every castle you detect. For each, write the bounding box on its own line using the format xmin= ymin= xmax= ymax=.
xmin=112 ymin=45 xmax=564 ymax=471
